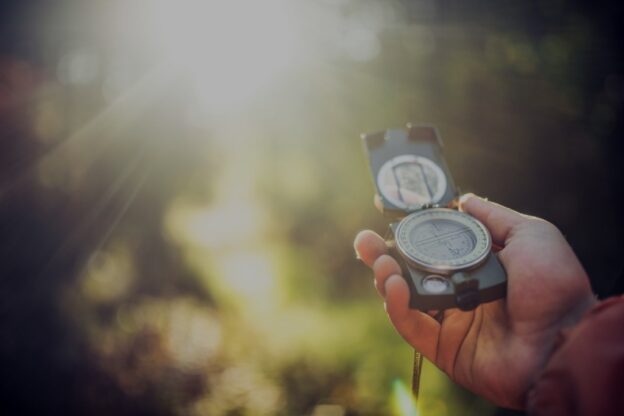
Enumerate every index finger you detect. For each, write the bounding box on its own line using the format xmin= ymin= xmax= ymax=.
xmin=354 ymin=230 xmax=387 ymax=267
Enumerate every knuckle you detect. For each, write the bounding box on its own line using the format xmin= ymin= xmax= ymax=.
xmin=526 ymin=217 xmax=561 ymax=234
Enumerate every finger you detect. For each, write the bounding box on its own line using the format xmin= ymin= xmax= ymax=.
xmin=385 ymin=275 xmax=440 ymax=361
xmin=459 ymin=193 xmax=530 ymax=245
xmin=354 ymin=230 xmax=387 ymax=268
xmin=372 ymin=254 xmax=401 ymax=297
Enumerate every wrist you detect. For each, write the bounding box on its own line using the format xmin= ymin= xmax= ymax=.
xmin=559 ymin=293 xmax=599 ymax=329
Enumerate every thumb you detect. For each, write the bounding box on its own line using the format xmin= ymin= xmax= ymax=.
xmin=459 ymin=193 xmax=531 ymax=246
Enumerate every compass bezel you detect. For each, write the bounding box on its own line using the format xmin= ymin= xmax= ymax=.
xmin=394 ymin=208 xmax=492 ymax=273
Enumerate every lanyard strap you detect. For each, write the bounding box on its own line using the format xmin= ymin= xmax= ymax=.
xmin=411 ymin=349 xmax=423 ymax=401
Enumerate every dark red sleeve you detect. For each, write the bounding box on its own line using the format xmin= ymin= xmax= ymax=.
xmin=527 ymin=295 xmax=624 ymax=415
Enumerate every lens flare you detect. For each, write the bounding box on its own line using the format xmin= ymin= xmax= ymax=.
xmin=392 ymin=379 xmax=418 ymax=416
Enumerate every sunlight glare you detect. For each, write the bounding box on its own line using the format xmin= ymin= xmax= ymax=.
xmin=174 ymin=202 xmax=266 ymax=250
xmin=218 ymin=251 xmax=278 ymax=308
xmin=149 ymin=0 xmax=300 ymax=115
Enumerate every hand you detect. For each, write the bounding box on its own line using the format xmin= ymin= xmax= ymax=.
xmin=354 ymin=194 xmax=596 ymax=409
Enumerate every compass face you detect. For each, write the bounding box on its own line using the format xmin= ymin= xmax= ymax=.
xmin=395 ymin=209 xmax=491 ymax=272
xmin=376 ymin=155 xmax=447 ymax=210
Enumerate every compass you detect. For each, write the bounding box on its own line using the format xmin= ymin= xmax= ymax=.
xmin=361 ymin=124 xmax=507 ymax=311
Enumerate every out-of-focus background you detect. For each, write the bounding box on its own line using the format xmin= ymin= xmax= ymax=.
xmin=1 ymin=1 xmax=623 ymax=415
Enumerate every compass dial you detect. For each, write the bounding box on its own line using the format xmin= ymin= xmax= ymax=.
xmin=395 ymin=209 xmax=491 ymax=272
xmin=376 ymin=155 xmax=447 ymax=209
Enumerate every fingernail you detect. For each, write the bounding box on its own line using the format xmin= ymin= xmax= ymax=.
xmin=459 ymin=193 xmax=476 ymax=205
xmin=354 ymin=244 xmax=362 ymax=260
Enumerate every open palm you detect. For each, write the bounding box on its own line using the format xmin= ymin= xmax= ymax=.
xmin=354 ymin=195 xmax=596 ymax=409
